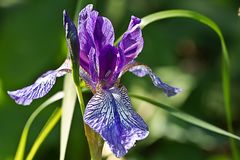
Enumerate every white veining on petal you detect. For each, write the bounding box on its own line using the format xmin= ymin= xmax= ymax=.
xmin=84 ymin=86 xmax=148 ymax=157
xmin=8 ymin=59 xmax=71 ymax=105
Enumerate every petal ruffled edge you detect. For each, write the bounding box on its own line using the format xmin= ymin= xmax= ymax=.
xmin=128 ymin=64 xmax=182 ymax=96
xmin=84 ymin=86 xmax=149 ymax=157
xmin=8 ymin=59 xmax=71 ymax=105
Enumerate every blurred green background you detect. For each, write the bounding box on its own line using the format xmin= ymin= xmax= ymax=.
xmin=0 ymin=0 xmax=240 ymax=159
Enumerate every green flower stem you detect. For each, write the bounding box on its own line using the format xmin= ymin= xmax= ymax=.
xmin=75 ymin=83 xmax=85 ymax=116
xmin=74 ymin=81 xmax=104 ymax=160
xmin=69 ymin=1 xmax=104 ymax=158
xmin=84 ymin=123 xmax=104 ymax=160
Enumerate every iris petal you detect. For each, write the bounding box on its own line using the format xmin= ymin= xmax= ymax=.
xmin=8 ymin=59 xmax=71 ymax=105
xmin=129 ymin=64 xmax=182 ymax=96
xmin=118 ymin=16 xmax=144 ymax=65
xmin=94 ymin=16 xmax=115 ymax=49
xmin=78 ymin=4 xmax=115 ymax=75
xmin=63 ymin=10 xmax=80 ymax=70
xmin=84 ymin=86 xmax=149 ymax=158
xmin=98 ymin=45 xmax=118 ymax=87
xmin=79 ymin=67 xmax=96 ymax=90
xmin=78 ymin=4 xmax=98 ymax=73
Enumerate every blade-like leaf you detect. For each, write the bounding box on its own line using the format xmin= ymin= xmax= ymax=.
xmin=60 ymin=74 xmax=77 ymax=160
xmin=140 ymin=10 xmax=228 ymax=64
xmin=138 ymin=10 xmax=238 ymax=160
xmin=26 ymin=107 xmax=62 ymax=160
xmin=14 ymin=91 xmax=64 ymax=160
xmin=130 ymin=94 xmax=240 ymax=141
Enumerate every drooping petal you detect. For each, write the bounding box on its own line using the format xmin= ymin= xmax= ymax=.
xmin=118 ymin=16 xmax=144 ymax=65
xmin=84 ymin=86 xmax=149 ymax=157
xmin=8 ymin=59 xmax=71 ymax=105
xmin=129 ymin=64 xmax=182 ymax=96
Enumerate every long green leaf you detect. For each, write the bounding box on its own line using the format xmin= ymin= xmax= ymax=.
xmin=18 ymin=86 xmax=87 ymax=160
xmin=60 ymin=74 xmax=77 ymax=160
xmin=26 ymin=107 xmax=62 ymax=160
xmin=24 ymin=75 xmax=77 ymax=160
xmin=139 ymin=10 xmax=238 ymax=159
xmin=130 ymin=94 xmax=240 ymax=141
xmin=140 ymin=10 xmax=229 ymax=64
xmin=14 ymin=92 xmax=64 ymax=160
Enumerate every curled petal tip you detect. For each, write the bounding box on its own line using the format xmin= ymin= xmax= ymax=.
xmin=63 ymin=9 xmax=66 ymax=16
xmin=165 ymin=87 xmax=182 ymax=97
xmin=176 ymin=88 xmax=183 ymax=93
xmin=63 ymin=10 xmax=69 ymax=28
xmin=7 ymin=90 xmax=32 ymax=106
xmin=130 ymin=16 xmax=141 ymax=26
xmin=128 ymin=64 xmax=182 ymax=97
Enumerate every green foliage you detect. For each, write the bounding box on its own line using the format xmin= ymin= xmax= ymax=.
xmin=139 ymin=9 xmax=238 ymax=160
xmin=14 ymin=92 xmax=64 ymax=160
xmin=130 ymin=94 xmax=240 ymax=141
xmin=60 ymin=75 xmax=77 ymax=160
xmin=1 ymin=1 xmax=240 ymax=160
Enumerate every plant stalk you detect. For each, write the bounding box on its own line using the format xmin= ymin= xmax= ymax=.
xmin=74 ymin=82 xmax=104 ymax=160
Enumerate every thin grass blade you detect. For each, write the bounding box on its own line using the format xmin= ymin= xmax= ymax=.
xmin=14 ymin=92 xmax=64 ymax=160
xmin=130 ymin=94 xmax=240 ymax=141
xmin=25 ymin=107 xmax=62 ymax=160
xmin=138 ymin=10 xmax=238 ymax=159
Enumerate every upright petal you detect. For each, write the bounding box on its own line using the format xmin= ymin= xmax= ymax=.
xmin=98 ymin=45 xmax=118 ymax=88
xmin=8 ymin=59 xmax=71 ymax=105
xmin=129 ymin=64 xmax=182 ymax=96
xmin=78 ymin=4 xmax=98 ymax=73
xmin=84 ymin=86 xmax=149 ymax=157
xmin=118 ymin=16 xmax=144 ymax=65
xmin=78 ymin=4 xmax=115 ymax=74
xmin=94 ymin=16 xmax=114 ymax=49
xmin=88 ymin=47 xmax=99 ymax=83
xmin=63 ymin=10 xmax=80 ymax=71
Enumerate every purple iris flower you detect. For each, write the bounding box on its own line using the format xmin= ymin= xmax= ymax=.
xmin=8 ymin=4 xmax=181 ymax=157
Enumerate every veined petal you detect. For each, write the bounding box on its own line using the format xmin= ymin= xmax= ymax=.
xmin=88 ymin=47 xmax=99 ymax=83
xmin=8 ymin=59 xmax=71 ymax=105
xmin=118 ymin=16 xmax=144 ymax=65
xmin=98 ymin=45 xmax=118 ymax=87
xmin=94 ymin=16 xmax=114 ymax=48
xmin=78 ymin=4 xmax=98 ymax=73
xmin=79 ymin=67 xmax=96 ymax=90
xmin=129 ymin=64 xmax=182 ymax=96
xmin=78 ymin=4 xmax=115 ymax=74
xmin=84 ymin=86 xmax=148 ymax=158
